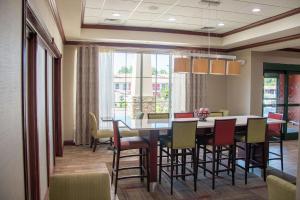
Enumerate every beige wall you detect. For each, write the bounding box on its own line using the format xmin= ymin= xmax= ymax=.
xmin=227 ymin=50 xmax=252 ymax=115
xmin=62 ymin=45 xmax=77 ymax=141
xmin=206 ymin=75 xmax=228 ymax=111
xmin=0 ymin=0 xmax=25 ymax=199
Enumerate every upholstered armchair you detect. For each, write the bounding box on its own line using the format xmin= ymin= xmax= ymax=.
xmin=49 ymin=172 xmax=111 ymax=200
xmin=266 ymin=175 xmax=296 ymax=200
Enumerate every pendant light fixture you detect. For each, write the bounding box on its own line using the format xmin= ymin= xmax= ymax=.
xmin=192 ymin=58 xmax=209 ymax=74
xmin=174 ymin=57 xmax=190 ymax=73
xmin=210 ymin=59 xmax=226 ymax=75
xmin=226 ymin=60 xmax=241 ymax=75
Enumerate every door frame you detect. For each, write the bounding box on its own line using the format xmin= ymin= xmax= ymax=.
xmin=22 ymin=1 xmax=63 ymax=199
xmin=263 ymin=62 xmax=300 ymax=140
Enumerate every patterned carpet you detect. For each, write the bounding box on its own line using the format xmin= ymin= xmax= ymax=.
xmin=55 ymin=145 xmax=269 ymax=200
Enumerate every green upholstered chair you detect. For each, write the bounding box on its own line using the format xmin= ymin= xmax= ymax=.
xmin=267 ymin=175 xmax=296 ymax=200
xmin=219 ymin=109 xmax=229 ymax=116
xmin=159 ymin=120 xmax=198 ymax=195
xmin=235 ymin=118 xmax=267 ymax=184
xmin=49 ymin=172 xmax=111 ymax=200
xmin=209 ymin=112 xmax=224 ymax=117
xmin=89 ymin=112 xmax=113 ymax=152
xmin=147 ymin=113 xmax=170 ymax=119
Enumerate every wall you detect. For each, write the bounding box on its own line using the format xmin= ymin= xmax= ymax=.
xmin=0 ymin=0 xmax=25 ymax=199
xmin=62 ymin=45 xmax=77 ymax=141
xmin=206 ymin=75 xmax=228 ymax=111
xmin=227 ymin=50 xmax=252 ymax=115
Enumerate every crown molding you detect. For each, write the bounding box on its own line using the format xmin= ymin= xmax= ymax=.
xmin=48 ymin=0 xmax=66 ymax=43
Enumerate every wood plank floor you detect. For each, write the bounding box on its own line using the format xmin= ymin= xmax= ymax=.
xmin=54 ymin=140 xmax=298 ymax=200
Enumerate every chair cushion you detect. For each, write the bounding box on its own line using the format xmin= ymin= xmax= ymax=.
xmin=267 ymin=175 xmax=296 ymax=200
xmin=94 ymin=129 xmax=113 ymax=139
xmin=120 ymin=128 xmax=139 ymax=137
xmin=120 ymin=136 xmax=149 ymax=150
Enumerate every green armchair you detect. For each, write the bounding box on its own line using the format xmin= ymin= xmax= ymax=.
xmin=50 ymin=172 xmax=111 ymax=200
xmin=266 ymin=175 xmax=296 ymax=200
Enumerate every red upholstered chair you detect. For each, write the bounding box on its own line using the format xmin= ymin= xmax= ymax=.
xmin=267 ymin=112 xmax=284 ymax=171
xmin=174 ymin=112 xmax=194 ymax=118
xmin=197 ymin=119 xmax=236 ymax=189
xmin=111 ymin=120 xmax=150 ymax=195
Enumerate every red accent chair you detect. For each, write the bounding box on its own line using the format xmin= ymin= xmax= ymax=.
xmin=267 ymin=112 xmax=284 ymax=171
xmin=111 ymin=120 xmax=150 ymax=195
xmin=197 ymin=119 xmax=237 ymax=189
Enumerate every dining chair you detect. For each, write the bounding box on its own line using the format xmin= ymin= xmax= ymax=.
xmin=148 ymin=113 xmax=170 ymax=119
xmin=111 ymin=120 xmax=150 ymax=195
xmin=197 ymin=119 xmax=237 ymax=189
xmin=174 ymin=112 xmax=194 ymax=118
xmin=267 ymin=112 xmax=284 ymax=171
xmin=235 ymin=118 xmax=267 ymax=184
xmin=219 ymin=109 xmax=229 ymax=116
xmin=89 ymin=112 xmax=113 ymax=152
xmin=159 ymin=120 xmax=198 ymax=195
xmin=209 ymin=112 xmax=224 ymax=117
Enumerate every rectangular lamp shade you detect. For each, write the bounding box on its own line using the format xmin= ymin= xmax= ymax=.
xmin=174 ymin=57 xmax=190 ymax=73
xmin=192 ymin=58 xmax=209 ymax=74
xmin=210 ymin=59 xmax=226 ymax=75
xmin=226 ymin=61 xmax=241 ymax=75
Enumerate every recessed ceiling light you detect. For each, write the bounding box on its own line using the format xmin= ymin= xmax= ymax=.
xmin=168 ymin=17 xmax=176 ymax=21
xmin=112 ymin=13 xmax=121 ymax=17
xmin=252 ymin=8 xmax=261 ymax=12
xmin=218 ymin=22 xmax=224 ymax=26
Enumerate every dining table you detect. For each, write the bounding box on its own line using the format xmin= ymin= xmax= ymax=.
xmin=101 ymin=115 xmax=285 ymax=190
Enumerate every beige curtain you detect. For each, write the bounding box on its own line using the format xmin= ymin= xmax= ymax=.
xmin=185 ymin=69 xmax=207 ymax=112
xmin=75 ymin=46 xmax=99 ymax=145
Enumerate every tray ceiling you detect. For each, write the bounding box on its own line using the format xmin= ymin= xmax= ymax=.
xmin=83 ymin=0 xmax=300 ymax=34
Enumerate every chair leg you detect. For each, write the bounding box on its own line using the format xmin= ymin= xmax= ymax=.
xmin=90 ymin=136 xmax=94 ymax=148
xmin=93 ymin=139 xmax=98 ymax=152
xmin=280 ymin=139 xmax=284 ymax=171
xmin=212 ymin=145 xmax=216 ymax=190
xmin=114 ymin=150 xmax=120 ymax=195
xmin=231 ymin=145 xmax=235 ymax=185
xmin=111 ymin=149 xmax=116 ymax=184
xmin=192 ymin=148 xmax=197 ymax=192
xmin=146 ymin=148 xmax=150 ymax=192
xmin=203 ymin=145 xmax=207 ymax=176
xmin=228 ymin=145 xmax=231 ymax=175
xmin=182 ymin=149 xmax=186 ymax=181
xmin=139 ymin=148 xmax=144 ymax=182
xmin=245 ymin=143 xmax=249 ymax=185
xmin=262 ymin=142 xmax=267 ymax=182
xmin=159 ymin=144 xmax=163 ymax=184
xmin=171 ymin=149 xmax=174 ymax=195
xmin=216 ymin=146 xmax=220 ymax=176
xmin=175 ymin=149 xmax=178 ymax=180
xmin=110 ymin=137 xmax=113 ymax=146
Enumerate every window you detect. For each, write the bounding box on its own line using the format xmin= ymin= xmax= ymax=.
xmin=99 ymin=51 xmax=185 ymax=120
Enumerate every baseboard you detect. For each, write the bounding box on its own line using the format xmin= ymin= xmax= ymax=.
xmin=64 ymin=140 xmax=75 ymax=145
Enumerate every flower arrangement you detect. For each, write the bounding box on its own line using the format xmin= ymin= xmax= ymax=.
xmin=194 ymin=108 xmax=210 ymax=121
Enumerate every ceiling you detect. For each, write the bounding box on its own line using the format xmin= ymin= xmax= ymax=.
xmin=83 ymin=0 xmax=300 ymax=34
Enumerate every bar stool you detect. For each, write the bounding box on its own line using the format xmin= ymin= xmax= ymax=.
xmin=267 ymin=112 xmax=284 ymax=171
xmin=197 ymin=119 xmax=237 ymax=189
xmin=158 ymin=120 xmax=198 ymax=195
xmin=111 ymin=120 xmax=150 ymax=195
xmin=209 ymin=112 xmax=224 ymax=117
xmin=235 ymin=118 xmax=267 ymax=184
